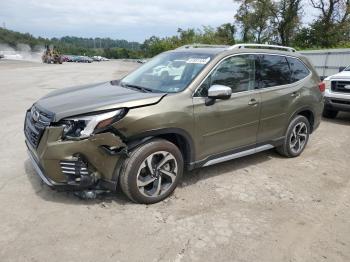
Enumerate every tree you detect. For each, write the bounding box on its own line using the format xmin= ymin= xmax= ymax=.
xmin=141 ymin=24 xmax=237 ymax=57
xmin=271 ymin=0 xmax=303 ymax=45
xmin=234 ymin=0 xmax=275 ymax=43
xmin=309 ymin=0 xmax=350 ymax=47
xmin=216 ymin=23 xmax=236 ymax=44
xmin=234 ymin=0 xmax=254 ymax=42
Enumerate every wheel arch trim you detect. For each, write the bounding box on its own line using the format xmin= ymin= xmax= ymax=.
xmin=111 ymin=128 xmax=196 ymax=183
xmin=287 ymin=106 xmax=316 ymax=133
xmin=126 ymin=128 xmax=195 ymax=163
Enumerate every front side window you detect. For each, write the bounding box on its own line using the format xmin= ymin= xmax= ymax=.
xmin=196 ymin=54 xmax=257 ymax=97
xmin=259 ymin=55 xmax=291 ymax=88
xmin=287 ymin=57 xmax=310 ymax=82
xmin=121 ymin=52 xmax=213 ymax=93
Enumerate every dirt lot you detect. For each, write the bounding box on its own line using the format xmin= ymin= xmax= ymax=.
xmin=0 ymin=59 xmax=349 ymax=262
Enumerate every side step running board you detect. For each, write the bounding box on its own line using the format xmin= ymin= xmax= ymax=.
xmin=203 ymin=144 xmax=274 ymax=167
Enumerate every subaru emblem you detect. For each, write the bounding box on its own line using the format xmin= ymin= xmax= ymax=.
xmin=31 ymin=107 xmax=40 ymax=122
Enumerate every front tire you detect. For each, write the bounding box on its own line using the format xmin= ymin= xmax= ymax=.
xmin=276 ymin=115 xmax=310 ymax=158
xmin=119 ymin=139 xmax=184 ymax=204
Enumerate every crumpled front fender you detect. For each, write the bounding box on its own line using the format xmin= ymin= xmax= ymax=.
xmin=33 ymin=126 xmax=126 ymax=184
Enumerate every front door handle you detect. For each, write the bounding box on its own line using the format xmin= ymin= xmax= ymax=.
xmin=291 ymin=91 xmax=301 ymax=97
xmin=248 ymin=98 xmax=259 ymax=106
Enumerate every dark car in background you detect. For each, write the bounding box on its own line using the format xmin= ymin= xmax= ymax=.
xmin=76 ymin=56 xmax=93 ymax=63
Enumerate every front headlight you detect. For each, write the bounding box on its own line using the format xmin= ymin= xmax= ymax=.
xmin=61 ymin=109 xmax=126 ymax=139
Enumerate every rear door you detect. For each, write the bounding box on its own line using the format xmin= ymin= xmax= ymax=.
xmin=257 ymin=54 xmax=302 ymax=143
xmin=193 ymin=54 xmax=261 ymax=161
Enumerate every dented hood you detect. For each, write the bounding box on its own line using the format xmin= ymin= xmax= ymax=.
xmin=35 ymin=81 xmax=166 ymax=121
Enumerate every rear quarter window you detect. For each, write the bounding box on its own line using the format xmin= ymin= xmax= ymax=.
xmin=287 ymin=57 xmax=310 ymax=82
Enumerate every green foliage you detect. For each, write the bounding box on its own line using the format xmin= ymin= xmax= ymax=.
xmin=234 ymin=0 xmax=350 ymax=49
xmin=0 ymin=25 xmax=236 ymax=59
xmin=0 ymin=27 xmax=48 ymax=48
xmin=271 ymin=0 xmax=303 ymax=46
xmin=0 ymin=27 xmax=141 ymax=58
xmin=141 ymin=24 xmax=235 ymax=57
xmin=234 ymin=0 xmax=275 ymax=43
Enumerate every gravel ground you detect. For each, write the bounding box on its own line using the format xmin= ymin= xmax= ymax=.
xmin=0 ymin=59 xmax=349 ymax=262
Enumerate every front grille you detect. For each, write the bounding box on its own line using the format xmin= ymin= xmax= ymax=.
xmin=24 ymin=106 xmax=54 ymax=148
xmin=331 ymin=81 xmax=350 ymax=94
xmin=331 ymin=99 xmax=350 ymax=105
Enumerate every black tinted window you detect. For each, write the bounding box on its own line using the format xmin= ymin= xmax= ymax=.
xmin=259 ymin=55 xmax=291 ymax=88
xmin=196 ymin=55 xmax=256 ymax=97
xmin=287 ymin=57 xmax=310 ymax=82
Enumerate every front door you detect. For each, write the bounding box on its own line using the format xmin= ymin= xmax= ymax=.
xmin=193 ymin=54 xmax=261 ymax=161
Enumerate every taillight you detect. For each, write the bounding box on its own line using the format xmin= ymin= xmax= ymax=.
xmin=318 ymin=82 xmax=326 ymax=93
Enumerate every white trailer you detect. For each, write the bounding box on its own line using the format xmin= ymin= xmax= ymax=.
xmin=300 ymin=48 xmax=350 ymax=79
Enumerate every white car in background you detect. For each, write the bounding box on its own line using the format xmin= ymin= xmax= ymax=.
xmin=92 ymin=56 xmax=109 ymax=61
xmin=323 ymin=65 xmax=350 ymax=118
xmin=152 ymin=60 xmax=186 ymax=80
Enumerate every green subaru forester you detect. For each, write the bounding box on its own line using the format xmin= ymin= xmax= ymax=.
xmin=25 ymin=44 xmax=324 ymax=204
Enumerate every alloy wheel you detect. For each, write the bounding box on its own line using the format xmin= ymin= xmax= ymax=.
xmin=289 ymin=122 xmax=308 ymax=154
xmin=136 ymin=151 xmax=178 ymax=198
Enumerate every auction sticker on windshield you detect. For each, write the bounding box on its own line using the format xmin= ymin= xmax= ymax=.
xmin=186 ymin=57 xmax=211 ymax=64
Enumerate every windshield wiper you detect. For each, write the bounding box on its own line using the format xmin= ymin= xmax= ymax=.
xmin=121 ymin=82 xmax=155 ymax=93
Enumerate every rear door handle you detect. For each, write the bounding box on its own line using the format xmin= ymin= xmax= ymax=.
xmin=248 ymin=98 xmax=259 ymax=106
xmin=291 ymin=91 xmax=300 ymax=97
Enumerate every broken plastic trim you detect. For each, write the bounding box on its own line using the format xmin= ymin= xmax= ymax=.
xmin=100 ymin=145 xmax=129 ymax=156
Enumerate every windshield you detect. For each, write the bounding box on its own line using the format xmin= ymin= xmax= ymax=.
xmin=345 ymin=65 xmax=350 ymax=71
xmin=121 ymin=52 xmax=214 ymax=93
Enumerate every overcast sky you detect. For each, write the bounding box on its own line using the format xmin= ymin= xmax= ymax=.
xmin=1 ymin=0 xmax=318 ymax=42
xmin=0 ymin=0 xmax=239 ymax=42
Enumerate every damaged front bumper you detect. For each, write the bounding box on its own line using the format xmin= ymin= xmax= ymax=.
xmin=26 ymin=126 xmax=127 ymax=191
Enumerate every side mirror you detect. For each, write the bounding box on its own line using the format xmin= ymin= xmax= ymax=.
xmin=339 ymin=67 xmax=346 ymax=72
xmin=205 ymin=85 xmax=232 ymax=106
xmin=206 ymin=85 xmax=232 ymax=106
xmin=208 ymin=85 xmax=232 ymax=99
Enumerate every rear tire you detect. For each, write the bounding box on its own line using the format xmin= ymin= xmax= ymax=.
xmin=322 ymin=108 xmax=338 ymax=119
xmin=119 ymin=139 xmax=184 ymax=204
xmin=276 ymin=115 xmax=310 ymax=158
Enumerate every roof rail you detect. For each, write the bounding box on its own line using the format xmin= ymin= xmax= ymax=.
xmin=176 ymin=44 xmax=229 ymax=50
xmin=228 ymin=44 xmax=296 ymax=53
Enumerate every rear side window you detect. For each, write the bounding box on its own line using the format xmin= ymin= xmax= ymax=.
xmin=259 ymin=55 xmax=291 ymax=88
xmin=287 ymin=57 xmax=310 ymax=82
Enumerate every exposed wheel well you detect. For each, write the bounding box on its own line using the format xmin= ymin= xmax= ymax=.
xmin=156 ymin=133 xmax=192 ymax=166
xmin=297 ymin=110 xmax=315 ymax=132
xmin=126 ymin=130 xmax=194 ymax=169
